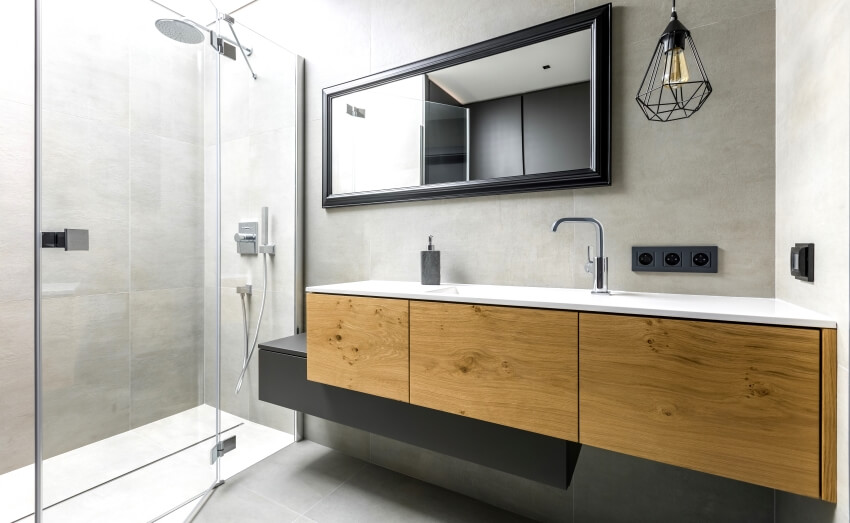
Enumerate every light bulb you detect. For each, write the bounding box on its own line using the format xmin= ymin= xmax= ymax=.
xmin=663 ymin=47 xmax=690 ymax=89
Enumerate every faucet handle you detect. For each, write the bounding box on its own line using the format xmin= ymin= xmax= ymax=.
xmin=584 ymin=245 xmax=595 ymax=274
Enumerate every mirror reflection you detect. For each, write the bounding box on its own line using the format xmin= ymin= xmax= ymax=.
xmin=331 ymin=28 xmax=591 ymax=195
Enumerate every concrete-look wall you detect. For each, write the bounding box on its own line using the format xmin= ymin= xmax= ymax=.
xmin=237 ymin=1 xmax=785 ymax=521
xmin=0 ymin=0 xmax=206 ymax=475
xmin=775 ymin=1 xmax=850 ymax=522
xmin=201 ymin=22 xmax=299 ymax=433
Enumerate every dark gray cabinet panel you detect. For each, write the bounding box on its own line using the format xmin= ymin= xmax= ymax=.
xmin=469 ymin=96 xmax=524 ymax=181
xmin=523 ymin=82 xmax=591 ymax=175
xmin=259 ymin=335 xmax=580 ymax=489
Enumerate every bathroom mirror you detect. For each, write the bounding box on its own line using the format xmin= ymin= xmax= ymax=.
xmin=322 ymin=4 xmax=611 ymax=207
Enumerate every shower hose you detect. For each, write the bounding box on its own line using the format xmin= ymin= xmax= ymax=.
xmin=235 ymin=252 xmax=268 ymax=394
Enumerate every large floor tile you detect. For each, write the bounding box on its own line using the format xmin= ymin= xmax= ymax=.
xmin=305 ymin=462 xmax=532 ymax=523
xmin=224 ymin=440 xmax=365 ymax=514
xmin=0 ymin=405 xmax=290 ymax=523
xmin=195 ymin=482 xmax=300 ymax=523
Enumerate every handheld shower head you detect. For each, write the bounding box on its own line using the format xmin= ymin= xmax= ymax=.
xmin=155 ymin=19 xmax=205 ymax=44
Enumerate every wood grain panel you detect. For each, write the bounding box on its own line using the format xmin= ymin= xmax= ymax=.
xmin=306 ymin=293 xmax=409 ymax=403
xmin=410 ymin=301 xmax=577 ymax=441
xmin=821 ymin=328 xmax=837 ymax=502
xmin=579 ymin=313 xmax=822 ymax=498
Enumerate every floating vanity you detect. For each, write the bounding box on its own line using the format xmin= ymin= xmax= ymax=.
xmin=260 ymin=281 xmax=836 ymax=501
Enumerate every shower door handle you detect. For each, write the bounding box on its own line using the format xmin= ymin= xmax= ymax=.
xmin=41 ymin=229 xmax=89 ymax=251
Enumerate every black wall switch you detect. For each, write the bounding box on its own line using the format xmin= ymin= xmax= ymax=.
xmin=790 ymin=243 xmax=814 ymax=282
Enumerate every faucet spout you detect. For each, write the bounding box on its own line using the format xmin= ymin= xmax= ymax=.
xmin=551 ymin=217 xmax=609 ymax=294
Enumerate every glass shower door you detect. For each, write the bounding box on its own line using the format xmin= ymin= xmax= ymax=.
xmin=36 ymin=0 xmax=219 ymax=520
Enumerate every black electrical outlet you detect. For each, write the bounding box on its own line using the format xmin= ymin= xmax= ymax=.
xmin=664 ymin=252 xmax=681 ymax=266
xmin=632 ymin=246 xmax=718 ymax=273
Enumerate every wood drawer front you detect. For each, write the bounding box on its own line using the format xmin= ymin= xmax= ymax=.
xmin=409 ymin=301 xmax=578 ymax=441
xmin=307 ymin=293 xmax=409 ymax=403
xmin=579 ymin=313 xmax=822 ymax=498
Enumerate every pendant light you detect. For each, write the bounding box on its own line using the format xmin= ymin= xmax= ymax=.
xmin=635 ymin=0 xmax=712 ymax=122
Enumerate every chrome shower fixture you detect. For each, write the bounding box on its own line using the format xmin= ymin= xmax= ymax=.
xmin=155 ymin=19 xmax=205 ymax=44
xmin=234 ymin=207 xmax=275 ymax=394
xmin=154 ymin=13 xmax=257 ymax=79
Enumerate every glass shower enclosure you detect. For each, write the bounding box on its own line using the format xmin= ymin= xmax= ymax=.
xmin=0 ymin=0 xmax=302 ymax=520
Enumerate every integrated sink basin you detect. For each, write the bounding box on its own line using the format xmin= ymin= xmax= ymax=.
xmin=305 ymin=280 xmax=836 ymax=328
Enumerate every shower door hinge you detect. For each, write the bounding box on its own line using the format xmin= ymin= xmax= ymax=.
xmin=210 ymin=435 xmax=237 ymax=465
xmin=210 ymin=32 xmax=237 ymax=60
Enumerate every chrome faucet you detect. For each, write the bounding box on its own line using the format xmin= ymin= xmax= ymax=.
xmin=551 ymin=217 xmax=609 ymax=294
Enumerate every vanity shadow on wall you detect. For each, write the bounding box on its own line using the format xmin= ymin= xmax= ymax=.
xmin=322 ymin=4 xmax=611 ymax=207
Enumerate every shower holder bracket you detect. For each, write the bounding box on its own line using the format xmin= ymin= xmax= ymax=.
xmin=210 ymin=435 xmax=237 ymax=465
xmin=259 ymin=244 xmax=276 ymax=255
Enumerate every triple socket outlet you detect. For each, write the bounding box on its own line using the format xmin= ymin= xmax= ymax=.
xmin=631 ymin=246 xmax=718 ymax=273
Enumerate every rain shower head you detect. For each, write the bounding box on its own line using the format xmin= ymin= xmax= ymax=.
xmin=154 ymin=15 xmax=257 ymax=80
xmin=155 ymin=19 xmax=205 ymax=44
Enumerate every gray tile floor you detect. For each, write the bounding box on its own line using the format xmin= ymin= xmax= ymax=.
xmin=196 ymin=440 xmax=533 ymax=522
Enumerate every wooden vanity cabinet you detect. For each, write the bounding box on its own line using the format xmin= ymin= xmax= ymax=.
xmin=579 ymin=313 xmax=830 ymax=500
xmin=304 ymin=292 xmax=835 ymax=501
xmin=409 ymin=301 xmax=578 ymax=441
xmin=306 ymin=293 xmax=410 ymax=402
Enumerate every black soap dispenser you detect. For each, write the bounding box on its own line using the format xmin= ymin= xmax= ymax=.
xmin=421 ymin=235 xmax=440 ymax=285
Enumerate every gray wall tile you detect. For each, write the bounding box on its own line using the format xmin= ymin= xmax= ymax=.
xmin=775 ymin=0 xmax=850 ymax=518
xmin=572 ymin=9 xmax=776 ymax=297
xmin=0 ymin=300 xmax=35 ymax=475
xmin=130 ymin=132 xmax=204 ymax=292
xmin=0 ymin=1 xmax=33 ymax=105
xmin=0 ymin=100 xmax=35 ymax=303
xmin=42 ymin=293 xmax=131 ymax=458
xmin=41 ymin=111 xmax=130 ymax=298
xmin=576 ymin=0 xmax=774 ymax=48
xmin=129 ymin=0 xmax=205 ymax=144
xmin=369 ymin=0 xmax=572 ymax=73
xmin=130 ymin=288 xmax=204 ymax=428
xmin=42 ymin=0 xmax=130 ymax=128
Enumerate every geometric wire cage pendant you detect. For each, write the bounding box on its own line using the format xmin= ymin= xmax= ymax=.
xmin=636 ymin=0 xmax=712 ymax=122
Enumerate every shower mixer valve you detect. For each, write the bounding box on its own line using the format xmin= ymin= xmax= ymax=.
xmin=234 ymin=222 xmax=258 ymax=254
xmin=234 ymin=208 xmax=275 ymax=256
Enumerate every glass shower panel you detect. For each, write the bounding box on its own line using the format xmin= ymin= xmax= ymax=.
xmin=209 ymin=14 xmax=300 ymax=480
xmin=38 ymin=0 xmax=217 ymax=519
xmin=0 ymin=3 xmax=36 ymax=521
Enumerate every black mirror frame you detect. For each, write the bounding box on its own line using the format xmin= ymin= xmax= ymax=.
xmin=322 ymin=3 xmax=611 ymax=208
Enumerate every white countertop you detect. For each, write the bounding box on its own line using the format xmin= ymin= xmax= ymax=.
xmin=306 ymin=280 xmax=836 ymax=329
